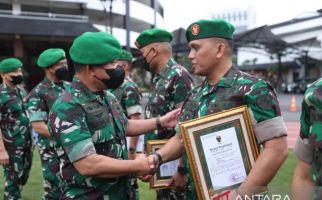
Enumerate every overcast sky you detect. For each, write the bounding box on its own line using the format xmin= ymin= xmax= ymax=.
xmin=161 ymin=0 xmax=322 ymax=31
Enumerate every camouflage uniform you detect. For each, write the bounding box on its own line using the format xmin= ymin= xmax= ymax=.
xmin=25 ymin=77 xmax=70 ymax=199
xmin=177 ymin=67 xmax=287 ymax=200
xmin=111 ymin=76 xmax=143 ymax=118
xmin=0 ymin=83 xmax=32 ymax=200
xmin=47 ymin=77 xmax=130 ymax=199
xmin=110 ymin=76 xmax=143 ymax=200
xmin=294 ymin=78 xmax=322 ymax=199
xmin=145 ymin=58 xmax=193 ymax=200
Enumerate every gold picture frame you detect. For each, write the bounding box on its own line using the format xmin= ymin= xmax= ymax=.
xmin=179 ymin=105 xmax=263 ymax=200
xmin=146 ymin=140 xmax=180 ymax=189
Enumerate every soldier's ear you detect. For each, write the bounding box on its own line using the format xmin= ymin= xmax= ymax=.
xmin=215 ymin=43 xmax=225 ymax=58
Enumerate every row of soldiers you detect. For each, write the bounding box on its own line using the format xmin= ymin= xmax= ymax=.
xmin=0 ymin=18 xmax=321 ymax=200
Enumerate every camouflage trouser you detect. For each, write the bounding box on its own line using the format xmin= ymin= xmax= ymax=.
xmin=128 ymin=177 xmax=139 ymax=200
xmin=3 ymin=146 xmax=33 ymax=200
xmin=38 ymin=146 xmax=61 ymax=200
xmin=156 ymin=189 xmax=186 ymax=200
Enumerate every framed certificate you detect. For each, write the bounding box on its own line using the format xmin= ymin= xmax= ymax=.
xmin=146 ymin=140 xmax=180 ymax=189
xmin=179 ymin=106 xmax=263 ymax=200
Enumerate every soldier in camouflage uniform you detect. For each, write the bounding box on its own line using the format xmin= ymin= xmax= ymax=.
xmin=292 ymin=79 xmax=322 ymax=200
xmin=47 ymin=32 xmax=180 ymax=199
xmin=25 ymin=48 xmax=70 ymax=199
xmin=110 ymin=50 xmax=143 ymax=200
xmin=0 ymin=58 xmax=32 ymax=200
xmin=147 ymin=19 xmax=288 ymax=200
xmin=135 ymin=28 xmax=193 ymax=200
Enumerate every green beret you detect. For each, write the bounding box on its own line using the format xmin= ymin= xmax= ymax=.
xmin=37 ymin=48 xmax=66 ymax=68
xmin=0 ymin=58 xmax=22 ymax=73
xmin=186 ymin=19 xmax=235 ymax=42
xmin=118 ymin=50 xmax=133 ymax=62
xmin=70 ymin=32 xmax=122 ymax=65
xmin=135 ymin=28 xmax=173 ymax=49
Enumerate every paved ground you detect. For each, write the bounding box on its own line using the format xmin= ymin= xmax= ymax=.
xmin=277 ymin=94 xmax=303 ymax=149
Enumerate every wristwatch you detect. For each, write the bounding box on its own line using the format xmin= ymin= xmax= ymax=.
xmin=153 ymin=152 xmax=163 ymax=167
xmin=129 ymin=147 xmax=136 ymax=154
xmin=177 ymin=166 xmax=188 ymax=175
xmin=156 ymin=116 xmax=162 ymax=129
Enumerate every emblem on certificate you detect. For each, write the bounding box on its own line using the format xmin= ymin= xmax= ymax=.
xmin=179 ymin=106 xmax=264 ymax=199
xmin=147 ymin=140 xmax=180 ymax=189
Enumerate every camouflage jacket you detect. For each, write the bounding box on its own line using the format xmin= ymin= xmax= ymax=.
xmin=47 ymin=77 xmax=129 ymax=199
xmin=295 ymin=78 xmax=322 ymax=199
xmin=145 ymin=58 xmax=193 ymax=141
xmin=26 ymin=77 xmax=69 ymax=156
xmin=178 ymin=67 xmax=287 ymax=199
xmin=110 ymin=76 xmax=142 ymax=117
xmin=0 ymin=83 xmax=31 ymax=151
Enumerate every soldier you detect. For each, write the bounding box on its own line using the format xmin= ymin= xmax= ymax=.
xmin=291 ymin=79 xmax=322 ymax=200
xmin=47 ymin=31 xmax=180 ymax=199
xmin=110 ymin=49 xmax=143 ymax=200
xmin=0 ymin=58 xmax=33 ymax=200
xmin=25 ymin=48 xmax=70 ymax=199
xmin=145 ymin=19 xmax=288 ymax=199
xmin=135 ymin=28 xmax=193 ymax=200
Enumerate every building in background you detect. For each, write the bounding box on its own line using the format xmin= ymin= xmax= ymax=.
xmin=0 ymin=0 xmax=164 ymax=89
xmin=212 ymin=7 xmax=256 ymax=33
xmin=236 ymin=9 xmax=322 ymax=92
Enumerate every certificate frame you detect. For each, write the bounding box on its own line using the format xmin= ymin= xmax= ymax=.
xmin=179 ymin=105 xmax=262 ymax=200
xmin=146 ymin=140 xmax=179 ymax=189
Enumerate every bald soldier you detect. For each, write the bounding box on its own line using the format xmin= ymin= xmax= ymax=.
xmin=144 ymin=19 xmax=288 ymax=199
xmin=26 ymin=48 xmax=70 ymax=199
xmin=0 ymin=58 xmax=32 ymax=200
xmin=47 ymin=32 xmax=180 ymax=199
xmin=135 ymin=28 xmax=193 ymax=200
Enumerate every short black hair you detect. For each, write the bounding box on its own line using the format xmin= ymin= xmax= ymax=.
xmin=226 ymin=39 xmax=234 ymax=51
xmin=73 ymin=62 xmax=87 ymax=72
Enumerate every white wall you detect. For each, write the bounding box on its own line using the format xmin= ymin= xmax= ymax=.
xmin=94 ymin=24 xmax=139 ymax=47
xmin=86 ymin=0 xmax=164 ymax=27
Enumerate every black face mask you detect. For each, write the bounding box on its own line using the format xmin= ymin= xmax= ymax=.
xmin=142 ymin=48 xmax=155 ymax=72
xmin=10 ymin=75 xmax=23 ymax=85
xmin=55 ymin=66 xmax=69 ymax=80
xmin=142 ymin=57 xmax=151 ymax=72
xmin=95 ymin=65 xmax=125 ymax=89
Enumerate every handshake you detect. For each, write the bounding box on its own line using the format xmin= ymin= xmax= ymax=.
xmin=133 ymin=153 xmax=189 ymax=191
xmin=133 ymin=153 xmax=160 ymax=181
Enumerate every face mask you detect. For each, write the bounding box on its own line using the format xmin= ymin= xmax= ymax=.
xmin=142 ymin=57 xmax=151 ymax=72
xmin=55 ymin=66 xmax=69 ymax=80
xmin=142 ymin=48 xmax=155 ymax=72
xmin=95 ymin=65 xmax=125 ymax=89
xmin=10 ymin=75 xmax=23 ymax=85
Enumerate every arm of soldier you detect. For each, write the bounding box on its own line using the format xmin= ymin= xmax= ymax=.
xmin=126 ymin=108 xmax=180 ymax=136
xmin=237 ymin=80 xmax=288 ymax=195
xmin=128 ymin=113 xmax=142 ymax=160
xmin=140 ymin=133 xmax=184 ymax=182
xmin=73 ymin=153 xmax=152 ymax=178
xmin=47 ymin=103 xmax=152 ymax=178
xmin=26 ymin=92 xmax=51 ymax=138
xmin=291 ymin=141 xmax=314 ymax=200
xmin=31 ymin=121 xmax=51 ymax=138
xmin=0 ymin=128 xmax=9 ymax=166
xmin=123 ymin=83 xmax=143 ymax=159
xmin=291 ymin=100 xmax=314 ymax=200
xmin=170 ymin=68 xmax=193 ymax=108
xmin=150 ymin=133 xmax=184 ymax=169
xmin=237 ymin=136 xmax=288 ymax=195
